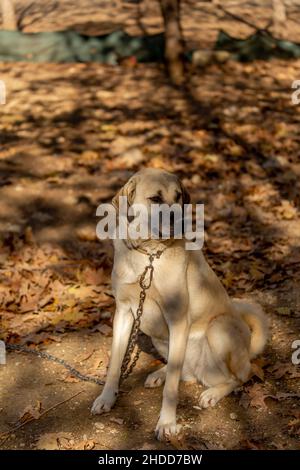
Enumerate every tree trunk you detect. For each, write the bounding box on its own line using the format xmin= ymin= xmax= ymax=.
xmin=159 ymin=0 xmax=185 ymax=86
xmin=1 ymin=0 xmax=17 ymax=30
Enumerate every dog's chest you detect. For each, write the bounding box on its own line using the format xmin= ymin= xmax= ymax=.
xmin=112 ymin=250 xmax=169 ymax=292
xmin=112 ymin=243 xmax=188 ymax=339
xmin=115 ymin=277 xmax=168 ymax=338
xmin=139 ymin=296 xmax=169 ymax=339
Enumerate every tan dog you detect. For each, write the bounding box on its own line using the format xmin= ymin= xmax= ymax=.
xmin=91 ymin=168 xmax=268 ymax=440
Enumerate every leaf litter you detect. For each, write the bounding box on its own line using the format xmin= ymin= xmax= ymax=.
xmin=1 ymin=4 xmax=300 ymax=449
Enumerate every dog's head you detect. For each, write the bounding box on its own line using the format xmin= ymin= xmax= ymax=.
xmin=112 ymin=168 xmax=190 ymax=241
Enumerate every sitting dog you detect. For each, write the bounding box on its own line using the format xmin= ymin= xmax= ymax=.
xmin=91 ymin=168 xmax=269 ymax=440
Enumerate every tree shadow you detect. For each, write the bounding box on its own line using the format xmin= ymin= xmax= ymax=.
xmin=0 ymin=58 xmax=299 ymax=449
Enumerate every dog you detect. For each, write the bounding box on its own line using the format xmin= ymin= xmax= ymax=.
xmin=91 ymin=168 xmax=269 ymax=440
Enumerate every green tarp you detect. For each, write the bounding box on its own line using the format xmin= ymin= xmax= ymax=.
xmin=215 ymin=30 xmax=300 ymax=61
xmin=0 ymin=29 xmax=164 ymax=63
xmin=0 ymin=28 xmax=300 ymax=63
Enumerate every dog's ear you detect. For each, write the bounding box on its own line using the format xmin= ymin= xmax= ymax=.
xmin=179 ymin=180 xmax=191 ymax=205
xmin=112 ymin=176 xmax=137 ymax=211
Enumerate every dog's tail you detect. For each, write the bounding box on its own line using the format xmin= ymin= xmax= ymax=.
xmin=232 ymin=298 xmax=269 ymax=358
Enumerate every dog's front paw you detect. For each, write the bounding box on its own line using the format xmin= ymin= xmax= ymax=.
xmin=155 ymin=419 xmax=182 ymax=441
xmin=91 ymin=391 xmax=116 ymax=415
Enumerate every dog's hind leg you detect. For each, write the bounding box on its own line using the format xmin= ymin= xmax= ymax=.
xmin=145 ymin=365 xmax=167 ymax=388
xmin=199 ymin=380 xmax=239 ymax=408
xmin=144 ymin=337 xmax=168 ymax=388
xmin=198 ymin=315 xmax=251 ymax=408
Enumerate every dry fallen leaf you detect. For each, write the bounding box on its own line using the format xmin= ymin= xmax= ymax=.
xmin=82 ymin=267 xmax=107 ymax=285
xmin=242 ymin=384 xmax=300 ymax=410
xmin=61 ymin=373 xmax=81 ymax=384
xmin=238 ymin=439 xmax=263 ymax=450
xmin=288 ymin=418 xmax=300 ymax=436
xmin=268 ymin=362 xmax=300 ymax=379
xmin=36 ymin=431 xmax=95 ymax=450
xmin=73 ymin=439 xmax=95 ymax=450
xmin=168 ymin=435 xmax=188 ymax=450
xmin=248 ymin=384 xmax=271 ymax=410
xmin=36 ymin=432 xmax=73 ymax=450
xmin=276 ymin=200 xmax=297 ymax=220
xmin=19 ymin=294 xmax=40 ymax=313
xmin=240 ymin=384 xmax=271 ymax=410
xmin=18 ymin=401 xmax=42 ymax=424
xmin=251 ymin=361 xmax=265 ymax=381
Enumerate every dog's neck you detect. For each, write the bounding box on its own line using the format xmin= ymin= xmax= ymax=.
xmin=121 ymin=236 xmax=173 ymax=254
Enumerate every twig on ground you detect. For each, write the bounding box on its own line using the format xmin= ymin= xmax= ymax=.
xmin=0 ymin=390 xmax=83 ymax=447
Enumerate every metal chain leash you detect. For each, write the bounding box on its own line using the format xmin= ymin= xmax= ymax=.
xmin=4 ymin=248 xmax=165 ymax=387
xmin=6 ymin=344 xmax=104 ymax=386
xmin=120 ymin=248 xmax=165 ymax=382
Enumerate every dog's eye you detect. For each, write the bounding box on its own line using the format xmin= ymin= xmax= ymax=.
xmin=149 ymin=195 xmax=163 ymax=204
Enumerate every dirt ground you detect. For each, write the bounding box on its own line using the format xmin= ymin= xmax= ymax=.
xmin=0 ymin=1 xmax=300 ymax=451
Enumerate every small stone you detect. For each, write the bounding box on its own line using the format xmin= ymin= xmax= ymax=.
xmin=230 ymin=412 xmax=238 ymax=420
xmin=94 ymin=422 xmax=105 ymax=430
xmin=110 ymin=417 xmax=124 ymax=425
xmin=192 ymin=50 xmax=213 ymax=67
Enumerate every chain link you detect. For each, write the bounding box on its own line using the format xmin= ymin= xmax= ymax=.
xmin=120 ymin=249 xmax=165 ymax=382
xmin=6 ymin=344 xmax=104 ymax=386
xmin=5 ymin=249 xmax=164 ymax=388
